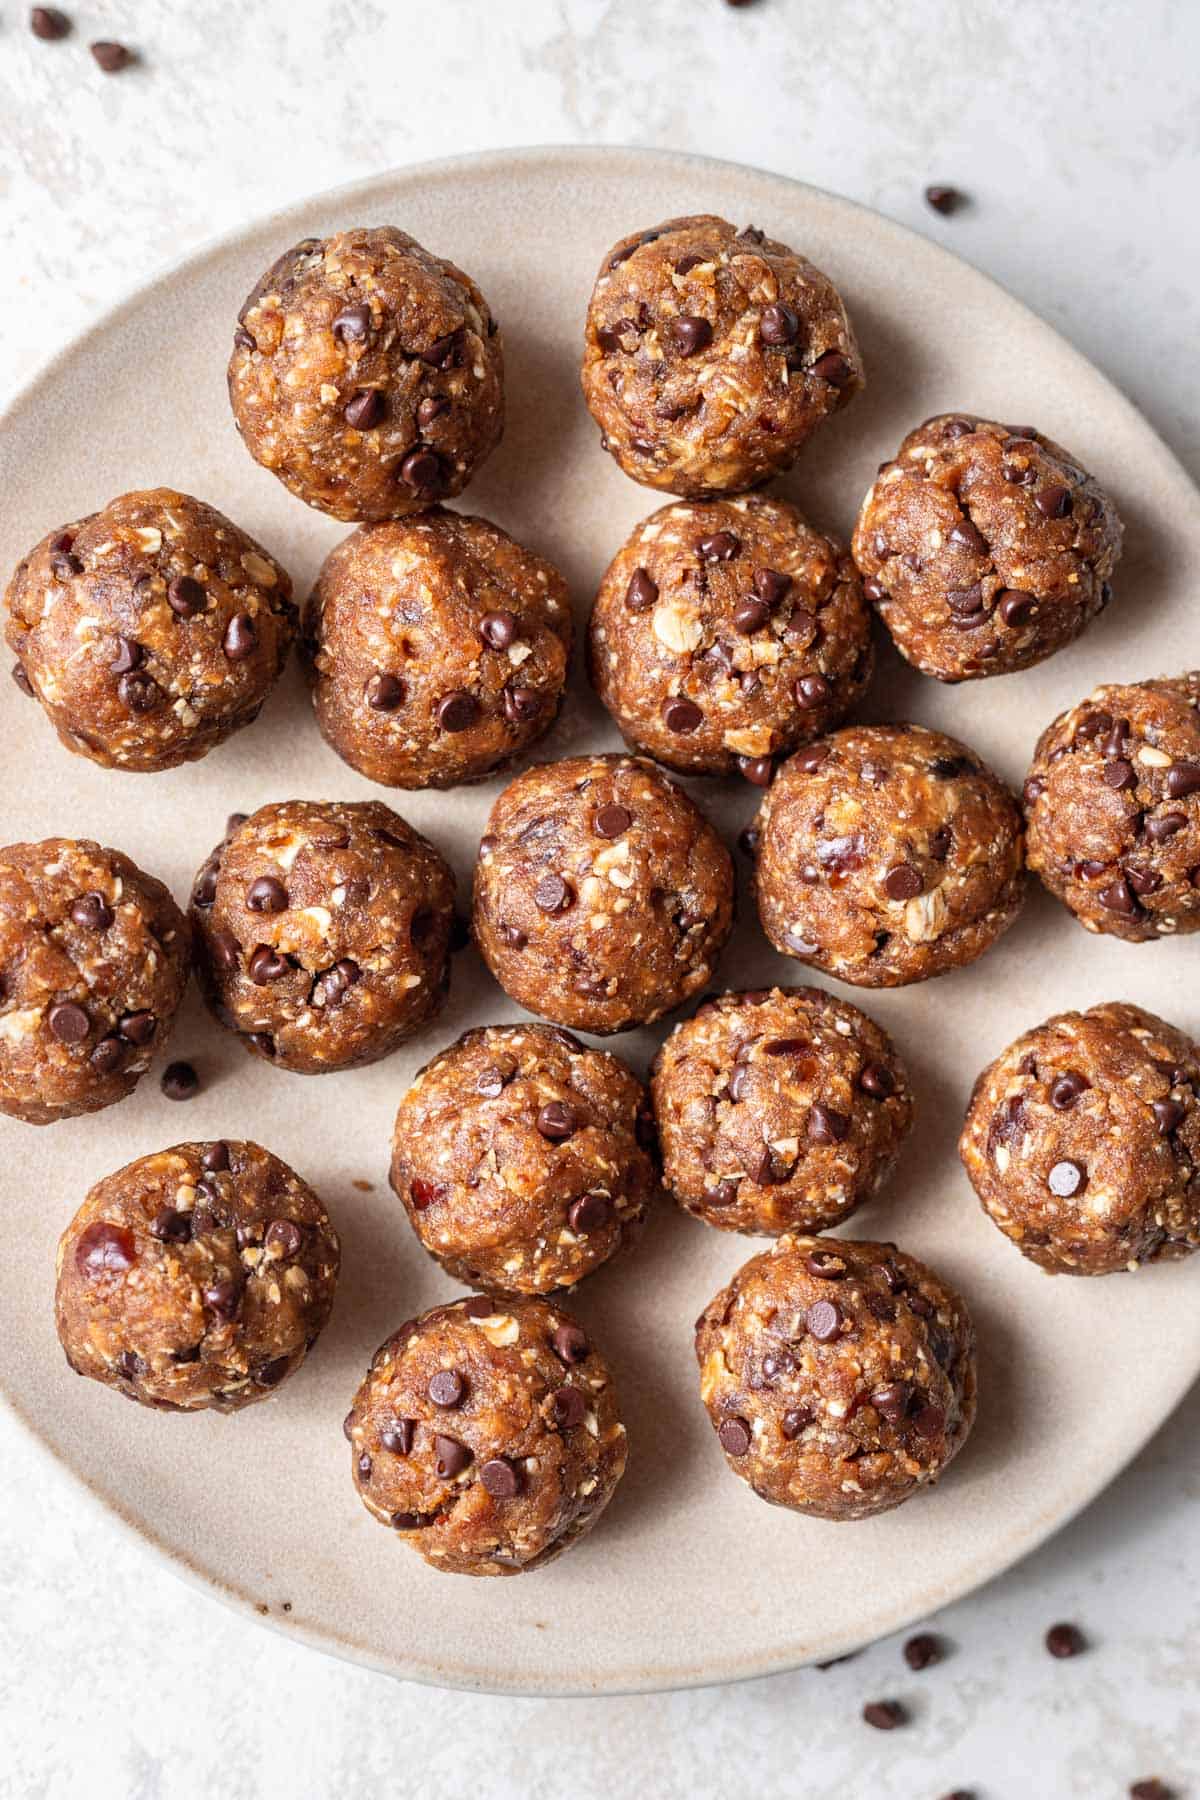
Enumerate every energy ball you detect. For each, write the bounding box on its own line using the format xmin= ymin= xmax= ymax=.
xmin=852 ymin=414 xmax=1122 ymax=683
xmin=754 ymin=723 xmax=1025 ymax=987
xmin=651 ymin=986 xmax=913 ymax=1235
xmin=587 ymin=494 xmax=873 ymax=780
xmin=580 ymin=214 xmax=863 ymax=498
xmin=55 ymin=1140 xmax=339 ymax=1411
xmin=1023 ymin=674 xmax=1200 ymax=942
xmin=191 ymin=799 xmax=455 ymax=1073
xmin=4 ymin=489 xmax=295 ymax=773
xmin=345 ymin=1295 xmax=626 ymax=1576
xmin=473 ymin=753 xmax=735 ymax=1033
xmin=303 ymin=509 xmax=572 ymax=789
xmin=228 ymin=227 xmax=503 ymax=522
xmin=390 ymin=1023 xmax=656 ymax=1295
xmin=959 ymin=1002 xmax=1200 ymax=1276
xmin=695 ymin=1234 xmax=976 ymax=1520
xmin=0 ymin=838 xmax=190 ymax=1125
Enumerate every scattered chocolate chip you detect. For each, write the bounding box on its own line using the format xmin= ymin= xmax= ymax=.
xmin=567 ymin=1192 xmax=611 ymax=1234
xmin=246 ymin=875 xmax=287 ymax=913
xmin=428 ymin=1369 xmax=465 ymax=1409
xmin=48 ymin=1001 xmax=89 ymax=1044
xmin=434 ymin=1432 xmax=474 ymax=1477
xmin=903 ymin=1632 xmax=942 ymax=1670
xmin=416 ymin=394 xmax=449 ymax=427
xmin=663 ymin=696 xmax=703 ymax=733
xmin=201 ymin=1278 xmax=242 ymax=1319
xmin=201 ymin=1142 xmax=230 ymax=1172
xmin=76 ymin=1220 xmax=136 ymax=1278
xmin=222 ymin=613 xmax=258 ymax=662
xmin=1129 ymin=1781 xmax=1174 ymax=1799
xmin=780 ymin=1407 xmax=812 ymax=1440
xmin=150 ymin=1206 xmax=191 ymax=1243
xmin=11 ymin=661 xmax=35 ymax=697
xmin=253 ymin=1355 xmax=291 ymax=1388
xmin=1153 ymin=1097 xmax=1186 ymax=1135
xmin=537 ymin=1101 xmax=577 ymax=1141
xmin=794 ymin=673 xmax=831 ymax=709
xmin=669 ymin=315 xmax=713 ymax=356
xmin=1103 ymin=758 xmax=1136 ymax=791
xmin=161 ymin=1061 xmax=199 ymax=1101
xmin=806 ymin=1298 xmax=842 ymax=1342
xmin=419 ymin=328 xmax=464 ymax=369
xmin=332 ymin=303 xmax=372 ymax=342
xmin=480 ymin=1456 xmax=522 ymax=1497
xmin=883 ymin=863 xmax=923 ymax=901
xmin=380 ymin=1419 xmax=415 ymax=1456
xmin=626 ymin=568 xmax=658 ymax=611
xmin=737 ymin=755 xmax=774 ymax=787
xmin=758 ymin=302 xmax=800 ymax=347
xmin=90 ymin=39 xmax=132 ymax=71
xmin=399 ymin=449 xmax=445 ymax=494
xmin=871 ymin=1381 xmax=911 ymax=1424
xmin=480 ymin=609 xmax=518 ymax=650
xmin=594 ymin=803 xmax=632 ymax=838
xmin=998 ymin=588 xmax=1036 ymax=626
xmin=1035 ymin=483 xmax=1073 ymax=519
xmin=810 ymin=350 xmax=853 ymax=387
xmin=118 ymin=1009 xmax=156 ymax=1046
xmin=806 ymin=1248 xmax=848 ymax=1279
xmin=116 ymin=1350 xmax=145 ymax=1380
xmin=1045 ymin=1622 xmax=1085 ymax=1659
xmin=88 ymin=1035 xmax=127 ymax=1075
xmin=69 ymin=891 xmax=114 ymax=932
xmin=808 ymin=1104 xmax=850 ymax=1144
xmin=862 ymin=1700 xmax=906 ymax=1731
xmin=718 ymin=1416 xmax=752 ymax=1456
xmin=698 ymin=530 xmax=740 ymax=564
xmin=925 ymin=184 xmax=965 ymax=214
xmin=733 ymin=598 xmax=770 ymax=635
xmin=1165 ymin=762 xmax=1200 ymax=799
xmin=551 ymin=1323 xmax=589 ymax=1365
xmin=1049 ymin=1070 xmax=1090 ymax=1108
xmin=859 ymin=1062 xmax=896 ymax=1099
xmin=437 ymin=690 xmax=479 ymax=733
xmin=364 ymin=670 xmax=405 ymax=712
xmin=265 ymin=1219 xmax=303 ymax=1259
xmin=534 ymin=872 xmax=574 ymax=914
xmin=1098 ymin=877 xmax=1139 ymax=916
xmin=31 ymin=8 xmax=72 ymax=39
xmin=344 ymin=388 xmax=384 ymax=430
xmin=117 ymin=670 xmax=160 ymax=713
xmin=503 ymin=684 xmax=541 ymax=724
xmin=166 ymin=574 xmax=205 ymax=619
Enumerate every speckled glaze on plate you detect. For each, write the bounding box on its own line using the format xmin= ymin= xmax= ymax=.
xmin=1 ymin=146 xmax=1197 ymax=1696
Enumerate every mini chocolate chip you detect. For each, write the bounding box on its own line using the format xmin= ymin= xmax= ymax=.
xmin=150 ymin=1207 xmax=192 ymax=1243
xmin=253 ymin=1355 xmax=291 ymax=1387
xmin=166 ymin=574 xmax=205 ymax=619
xmin=1035 ymin=483 xmax=1073 ymax=518
xmin=718 ymin=1416 xmax=752 ymax=1456
xmin=365 ymin=671 xmax=405 ymax=710
xmin=1098 ymin=877 xmax=1139 ymax=916
xmin=480 ymin=1456 xmax=522 ymax=1497
xmin=925 ymin=184 xmax=965 ymax=214
xmin=428 ymin=1369 xmax=466 ymax=1409
xmin=1104 ymin=758 xmax=1136 ymax=790
xmin=663 ymin=697 xmax=703 ymax=733
xmin=1048 ymin=1159 xmax=1086 ymax=1198
xmin=780 ymin=1407 xmax=812 ymax=1440
xmin=703 ymin=1180 xmax=739 ymax=1210
xmin=1003 ymin=461 xmax=1038 ymax=486
xmin=549 ymin=1383 xmax=588 ymax=1430
xmin=758 ymin=301 xmax=800 ymax=347
xmin=265 ymin=1219 xmax=303 ymax=1258
xmin=344 ymin=388 xmax=384 ymax=429
xmin=594 ymin=804 xmax=632 ymax=838
xmin=222 ymin=613 xmax=258 ymax=661
xmin=551 ymin=1323 xmax=589 ymax=1365
xmin=91 ymin=39 xmax=132 ymax=71
xmin=416 ymin=394 xmax=449 ymax=428
xmin=904 ymin=1632 xmax=942 ymax=1670
xmin=70 ymin=891 xmax=113 ymax=931
xmin=1153 ymin=1097 xmax=1186 ymax=1135
xmin=118 ymin=1010 xmax=156 ymax=1045
xmin=48 ymin=1001 xmax=89 ymax=1044
xmin=31 ymin=8 xmax=72 ymax=39
xmin=161 ymin=1061 xmax=199 ymax=1101
xmin=946 ymin=583 xmax=986 ymax=615
xmin=503 ymin=685 xmax=541 ymax=724
xmin=859 ymin=1062 xmax=895 ymax=1099
xmin=862 ymin=1701 xmax=906 ymax=1731
xmin=76 ymin=1221 xmax=136 ymax=1279
xmin=209 ymin=929 xmax=241 ymax=972
xmin=998 ymin=588 xmax=1036 ymax=626
xmin=871 ymin=1381 xmax=911 ymax=1424
xmin=89 ymin=1035 xmax=128 ymax=1075
xmin=419 ymin=328 xmax=464 ymax=368
xmin=793 ymin=673 xmax=831 ymax=709
xmin=399 ymin=449 xmax=445 ymax=494
xmin=806 ymin=1299 xmax=842 ymax=1341
xmin=626 ymin=568 xmax=658 ymax=611
xmin=380 ymin=1419 xmax=416 ymax=1456
xmin=117 ymin=670 xmax=160 ymax=713
xmin=809 ymin=350 xmax=853 ymax=387
xmin=808 ymin=1104 xmax=850 ymax=1145
xmin=480 ymin=609 xmax=518 ymax=650
xmin=192 ymin=862 xmax=218 ymax=908
xmin=247 ymin=1032 xmax=276 ymax=1057
xmin=246 ymin=875 xmax=287 ymax=913
xmin=567 ymin=1192 xmax=611 ymax=1234
xmin=437 ymin=690 xmax=479 ymax=732
xmin=534 ymin=873 xmax=574 ymax=914
xmin=883 ymin=863 xmax=923 ymax=901
xmin=202 ymin=1141 xmax=230 ymax=1172
xmin=537 ymin=1101 xmax=577 ymax=1141
xmin=1045 ymin=1622 xmax=1085 ymax=1659
xmin=332 ymin=303 xmax=372 ymax=342
xmin=669 ymin=315 xmax=713 ymax=356
xmin=1125 ymin=864 xmax=1162 ymax=895
xmin=948 ymin=518 xmax=987 ymax=554
xmin=738 ymin=756 xmax=774 ymax=787
xmin=733 ymin=598 xmax=770 ymax=634
xmin=1049 ymin=1071 xmax=1090 ymax=1108
xmin=1165 ymin=762 xmax=1200 ymax=799
xmin=1129 ymin=1781 xmax=1174 ymax=1800
xmin=674 ymin=252 xmax=707 ymax=275
xmin=806 ymin=1248 xmax=848 ymax=1279
xmin=698 ymin=530 xmax=740 ymax=562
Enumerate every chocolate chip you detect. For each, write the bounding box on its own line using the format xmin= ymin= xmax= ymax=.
xmin=737 ymin=755 xmax=774 ymax=787
xmin=233 ymin=327 xmax=255 ymax=352
xmin=718 ymin=1416 xmax=752 ymax=1456
xmin=480 ymin=609 xmax=518 ymax=650
xmin=669 ymin=315 xmax=713 ymax=356
xmin=883 ymin=863 xmax=923 ymax=901
xmin=567 ymin=1192 xmax=611 ymax=1234
xmin=1130 ymin=1781 xmax=1174 ymax=1799
xmin=859 ymin=1062 xmax=895 ymax=1099
xmin=998 ymin=588 xmax=1036 ymax=626
xmin=1035 ymin=483 xmax=1073 ymax=518
xmin=806 ymin=1248 xmax=848 ymax=1279
xmin=344 ymin=388 xmax=384 ymax=429
xmin=380 ymin=1419 xmax=415 ymax=1456
xmin=702 ymin=1180 xmax=739 ymax=1210
xmin=48 ymin=1001 xmax=89 ymax=1044
xmin=1104 ymin=758 xmax=1136 ymax=790
xmin=1153 ymin=1097 xmax=1186 ymax=1135
xmin=247 ymin=1032 xmax=275 ymax=1057
xmin=925 ymin=184 xmax=965 ymax=214
xmin=70 ymin=891 xmax=113 ymax=932
xmin=946 ymin=583 xmax=986 ymax=616
xmin=201 ymin=1142 xmax=230 ymax=1172
xmin=809 ymin=350 xmax=853 ymax=387
xmin=90 ymin=39 xmax=132 ymax=71
xmin=871 ymin=1381 xmax=911 ymax=1424
xmin=1124 ymin=864 xmax=1162 ymax=895
xmin=733 ymin=598 xmax=770 ymax=634
xmin=76 ymin=1221 xmax=136 ymax=1278
xmin=662 ymin=696 xmax=703 ymax=733
xmin=117 ymin=670 xmax=160 ymax=713
xmin=534 ymin=873 xmax=573 ymax=914
xmin=806 ymin=1298 xmax=842 ymax=1341
xmin=428 ymin=1369 xmax=465 ymax=1409
xmin=792 ymin=743 xmax=830 ymax=776
xmin=903 ymin=1632 xmax=942 ymax=1670
xmin=808 ymin=1104 xmax=850 ymax=1144
xmin=201 ymin=1275 xmax=241 ymax=1320
xmin=862 ymin=1701 xmax=906 ymax=1731
xmin=698 ymin=530 xmax=740 ymax=562
xmin=626 ymin=568 xmax=658 ymax=611
xmin=1049 ymin=1071 xmax=1090 ymax=1109
xmin=1165 ymin=762 xmax=1200 ymax=799
xmin=117 ymin=1010 xmax=156 ymax=1046
xmin=437 ymin=690 xmax=479 ymax=733
xmin=116 ymin=1350 xmax=145 ymax=1380
xmin=163 ymin=574 xmax=205 ymax=619
xmin=31 ymin=8 xmax=72 ymax=38
xmin=503 ymin=684 xmax=541 ymax=725
xmin=225 ymin=812 xmax=248 ymax=838
xmin=150 ymin=1206 xmax=191 ymax=1243
xmin=547 ymin=1383 xmax=586 ymax=1431
xmin=780 ymin=1407 xmax=811 ymax=1440
xmin=399 ymin=449 xmax=445 ymax=494
xmin=208 ymin=929 xmax=241 ymax=973
xmin=253 ymin=1355 xmax=291 ymax=1388
xmin=463 ymin=1295 xmax=495 ymax=1318
xmin=480 ymin=1456 xmax=522 ymax=1497
xmin=1045 ymin=1622 xmax=1085 ymax=1659
xmin=757 ymin=302 xmax=800 ymax=347
xmin=221 ymin=613 xmax=257 ymax=662
xmin=537 ymin=1101 xmax=577 ymax=1141
xmin=332 ymin=303 xmax=372 ymax=342
xmin=1098 ymin=877 xmax=1139 ymax=916
xmin=419 ymin=329 xmax=464 ymax=369
xmin=552 ymin=1323 xmax=589 ymax=1365
xmin=594 ymin=803 xmax=632 ymax=838
xmin=246 ymin=875 xmax=287 ymax=913
xmin=793 ymin=673 xmax=831 ymax=709
xmin=161 ymin=1061 xmax=199 ymax=1101
xmin=265 ymin=1219 xmax=302 ymax=1259
xmin=88 ymin=1035 xmax=128 ymax=1075
xmin=364 ymin=670 xmax=405 ymax=711
xmin=1048 ymin=1159 xmax=1086 ymax=1198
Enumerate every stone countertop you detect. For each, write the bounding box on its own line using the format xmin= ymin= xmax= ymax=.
xmin=1 ymin=3 xmax=1197 ymax=1796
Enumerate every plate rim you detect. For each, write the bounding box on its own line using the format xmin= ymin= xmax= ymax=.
xmin=2 ymin=141 xmax=1198 ymax=1698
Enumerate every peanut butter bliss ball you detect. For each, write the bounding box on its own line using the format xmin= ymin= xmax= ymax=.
xmin=55 ymin=1140 xmax=339 ymax=1412
xmin=345 ymin=1295 xmax=626 ymax=1576
xmin=390 ymin=1023 xmax=657 ymax=1296
xmin=959 ymin=1002 xmax=1200 ymax=1276
xmin=581 ymin=214 xmax=863 ymax=497
xmin=694 ymin=1235 xmax=976 ymax=1521
xmin=228 ymin=227 xmax=503 ymax=522
xmin=303 ymin=509 xmax=572 ymax=789
xmin=587 ymin=494 xmax=872 ymax=780
xmin=1023 ymin=674 xmax=1200 ymax=941
xmin=472 ymin=753 xmax=735 ymax=1034
xmin=4 ymin=489 xmax=295 ymax=772
xmin=0 ymin=838 xmax=190 ymax=1125
xmin=190 ymin=800 xmax=455 ymax=1073
xmin=851 ymin=414 xmax=1122 ymax=683
xmin=754 ymin=723 xmax=1025 ymax=987
xmin=651 ymin=987 xmax=913 ymax=1236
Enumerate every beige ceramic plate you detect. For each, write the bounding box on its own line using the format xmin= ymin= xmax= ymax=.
xmin=1 ymin=147 xmax=1197 ymax=1696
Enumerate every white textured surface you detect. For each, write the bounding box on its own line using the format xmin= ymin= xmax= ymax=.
xmin=0 ymin=2 xmax=1197 ymax=1796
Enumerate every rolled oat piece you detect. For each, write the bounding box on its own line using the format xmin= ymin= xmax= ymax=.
xmin=852 ymin=414 xmax=1122 ymax=682
xmin=4 ymin=489 xmax=294 ymax=773
xmin=55 ymin=1140 xmax=339 ymax=1411
xmin=228 ymin=227 xmax=503 ymax=522
xmin=754 ymin=723 xmax=1024 ymax=987
xmin=0 ymin=837 xmax=190 ymax=1125
xmin=190 ymin=799 xmax=455 ymax=1073
xmin=960 ymin=1002 xmax=1200 ymax=1275
xmin=346 ymin=1295 xmax=626 ymax=1575
xmin=588 ymin=494 xmax=872 ymax=780
xmin=581 ymin=214 xmax=862 ymax=497
xmin=695 ymin=1234 xmax=976 ymax=1520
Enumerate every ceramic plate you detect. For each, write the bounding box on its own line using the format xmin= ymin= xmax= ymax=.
xmin=1 ymin=147 xmax=1197 ymax=1695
